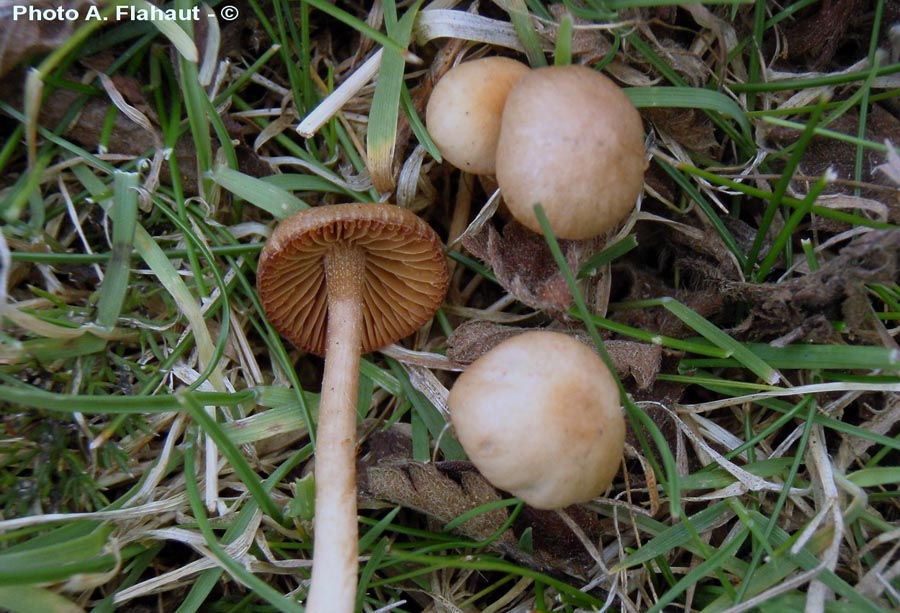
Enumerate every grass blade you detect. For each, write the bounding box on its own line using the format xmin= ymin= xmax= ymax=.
xmin=0 ymin=586 xmax=83 ymax=613
xmin=649 ymin=528 xmax=749 ymax=613
xmin=302 ymin=0 xmax=421 ymax=64
xmin=366 ymin=0 xmax=423 ymax=192
xmin=502 ymin=0 xmax=547 ymax=67
xmin=95 ymin=172 xmax=138 ymax=330
xmin=0 ymin=379 xmax=252 ymax=413
xmin=0 ymin=524 xmax=115 ymax=584
xmin=208 ymin=166 xmax=308 ymax=218
xmin=745 ymin=95 xmax=829 ymax=276
xmin=534 ymin=204 xmax=682 ymax=518
xmin=553 ymin=11 xmax=574 ymax=66
xmin=387 ymin=359 xmax=466 ymax=461
xmin=618 ymin=297 xmax=781 ymax=384
xmin=626 ymin=86 xmax=752 ymax=136
xmin=611 ymin=501 xmax=732 ymax=571
xmin=179 ymin=395 xmax=284 ymax=525
xmin=181 ymin=436 xmax=301 ymax=612
xmin=578 ymin=233 xmax=638 ymax=277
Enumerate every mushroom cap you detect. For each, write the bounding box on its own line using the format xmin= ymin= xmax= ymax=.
xmin=448 ymin=330 xmax=625 ymax=510
xmin=257 ymin=203 xmax=449 ymax=356
xmin=426 ymin=56 xmax=530 ymax=175
xmin=495 ymin=64 xmax=647 ymax=240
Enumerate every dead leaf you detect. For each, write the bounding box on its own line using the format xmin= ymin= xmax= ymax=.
xmin=784 ymin=0 xmax=866 ymax=69
xmin=606 ymin=340 xmax=663 ymax=390
xmin=445 ymin=319 xmax=523 ymax=365
xmin=724 ymin=230 xmax=900 ymax=341
xmin=462 ymin=220 xmax=607 ymax=317
xmin=768 ymin=105 xmax=900 ymax=218
xmin=366 ymin=458 xmax=603 ymax=577
xmin=358 ymin=427 xmax=608 ymax=578
xmin=875 ymin=141 xmax=900 ymax=186
xmin=447 ymin=320 xmax=662 ymax=389
xmin=0 ymin=2 xmax=77 ymax=79
xmin=643 ymin=107 xmax=718 ymax=156
xmin=367 ymin=459 xmax=514 ymax=545
xmin=611 ymin=262 xmax=729 ymax=339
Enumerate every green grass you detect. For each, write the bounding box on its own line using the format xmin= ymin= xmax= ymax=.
xmin=2 ymin=0 xmax=899 ymax=611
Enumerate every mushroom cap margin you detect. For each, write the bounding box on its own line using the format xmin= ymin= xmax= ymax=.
xmin=257 ymin=203 xmax=450 ymax=356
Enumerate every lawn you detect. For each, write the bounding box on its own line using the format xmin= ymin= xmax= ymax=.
xmin=1 ymin=0 xmax=899 ymax=611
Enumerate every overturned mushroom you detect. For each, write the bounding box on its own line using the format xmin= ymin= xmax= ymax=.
xmin=257 ymin=203 xmax=449 ymax=612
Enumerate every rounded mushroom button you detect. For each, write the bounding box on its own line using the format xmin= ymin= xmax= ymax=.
xmin=495 ymin=64 xmax=647 ymax=240
xmin=426 ymin=56 xmax=530 ymax=175
xmin=448 ymin=330 xmax=625 ymax=510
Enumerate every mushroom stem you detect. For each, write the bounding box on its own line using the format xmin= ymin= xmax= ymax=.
xmin=306 ymin=245 xmax=366 ymax=613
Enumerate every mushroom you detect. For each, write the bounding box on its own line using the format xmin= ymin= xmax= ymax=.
xmin=426 ymin=56 xmax=530 ymax=175
xmin=257 ymin=203 xmax=449 ymax=612
xmin=495 ymin=64 xmax=647 ymax=240
xmin=447 ymin=330 xmax=625 ymax=510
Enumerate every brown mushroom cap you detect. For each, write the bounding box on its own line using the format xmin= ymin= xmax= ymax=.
xmin=448 ymin=330 xmax=625 ymax=509
xmin=257 ymin=203 xmax=449 ymax=356
xmin=495 ymin=64 xmax=647 ymax=240
xmin=426 ymin=56 xmax=530 ymax=175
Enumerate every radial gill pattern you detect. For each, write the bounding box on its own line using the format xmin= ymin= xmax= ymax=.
xmin=257 ymin=203 xmax=449 ymax=356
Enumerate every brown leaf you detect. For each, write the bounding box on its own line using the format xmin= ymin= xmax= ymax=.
xmin=606 ymin=340 xmax=663 ymax=390
xmin=359 ymin=427 xmax=607 ymax=578
xmin=642 ymin=107 xmax=718 ymax=156
xmin=356 ymin=424 xmax=415 ymax=489
xmin=367 ymin=459 xmax=515 ymax=545
xmin=512 ymin=504 xmax=604 ymax=576
xmin=784 ymin=0 xmax=866 ymax=69
xmin=365 ymin=458 xmax=602 ymax=578
xmin=768 ymin=105 xmax=900 ymax=216
xmin=0 ymin=2 xmax=76 ymax=79
xmin=49 ymin=93 xmax=200 ymax=192
xmin=626 ymin=386 xmax=682 ymax=458
xmin=447 ymin=321 xmax=662 ymax=389
xmin=461 ymin=220 xmax=605 ymax=317
xmin=612 ymin=263 xmax=729 ymax=338
xmin=724 ymin=230 xmax=900 ymax=341
xmin=445 ymin=319 xmax=525 ymax=365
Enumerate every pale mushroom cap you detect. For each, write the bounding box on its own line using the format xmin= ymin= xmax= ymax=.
xmin=448 ymin=330 xmax=625 ymax=510
xmin=496 ymin=64 xmax=647 ymax=240
xmin=426 ymin=57 xmax=530 ymax=175
xmin=257 ymin=203 xmax=449 ymax=356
